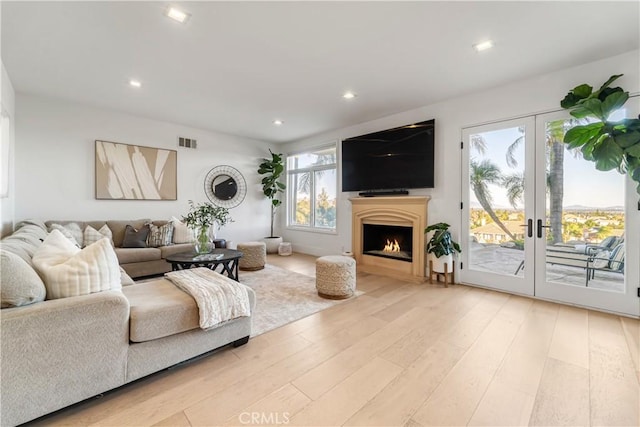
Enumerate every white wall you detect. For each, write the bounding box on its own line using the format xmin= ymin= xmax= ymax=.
xmin=281 ymin=50 xmax=640 ymax=256
xmin=1 ymin=62 xmax=16 ymax=237
xmin=15 ymin=93 xmax=275 ymax=244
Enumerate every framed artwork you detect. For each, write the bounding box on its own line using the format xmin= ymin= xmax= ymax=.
xmin=95 ymin=140 xmax=177 ymax=200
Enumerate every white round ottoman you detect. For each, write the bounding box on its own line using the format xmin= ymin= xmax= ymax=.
xmin=315 ymin=255 xmax=356 ymax=299
xmin=238 ymin=241 xmax=266 ymax=271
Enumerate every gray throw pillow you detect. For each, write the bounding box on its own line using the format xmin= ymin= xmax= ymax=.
xmin=121 ymin=224 xmax=150 ymax=248
xmin=1 ymin=249 xmax=47 ymax=308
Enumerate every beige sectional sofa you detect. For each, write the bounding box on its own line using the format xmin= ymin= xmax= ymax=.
xmin=44 ymin=218 xmax=194 ymax=278
xmin=0 ymin=220 xmax=255 ymax=426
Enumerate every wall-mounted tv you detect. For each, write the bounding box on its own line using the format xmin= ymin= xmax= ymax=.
xmin=341 ymin=119 xmax=435 ymax=192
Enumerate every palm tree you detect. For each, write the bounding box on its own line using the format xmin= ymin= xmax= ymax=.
xmin=293 ymin=152 xmax=336 ymax=194
xmin=546 ymin=119 xmax=567 ymax=245
xmin=470 ymin=159 xmax=516 ymax=240
xmin=502 ymin=172 xmax=524 ymax=208
xmin=505 ymin=126 xmax=525 ymax=168
xmin=470 ymin=134 xmax=487 ymax=155
xmin=502 ymin=120 xmax=574 ymax=245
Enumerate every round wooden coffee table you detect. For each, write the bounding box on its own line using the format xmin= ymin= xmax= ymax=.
xmin=165 ymin=249 xmax=243 ymax=281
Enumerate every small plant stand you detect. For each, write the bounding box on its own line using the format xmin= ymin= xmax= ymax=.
xmin=429 ymin=260 xmax=455 ymax=287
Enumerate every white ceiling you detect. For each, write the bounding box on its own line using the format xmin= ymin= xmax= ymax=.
xmin=2 ymin=1 xmax=639 ymax=143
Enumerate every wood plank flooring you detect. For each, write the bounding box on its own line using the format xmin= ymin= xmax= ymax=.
xmin=28 ymin=253 xmax=639 ymax=427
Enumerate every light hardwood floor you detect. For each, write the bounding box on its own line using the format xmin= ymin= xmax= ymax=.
xmin=29 ymin=253 xmax=639 ymax=427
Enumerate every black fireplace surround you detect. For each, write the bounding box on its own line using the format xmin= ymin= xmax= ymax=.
xmin=362 ymin=224 xmax=412 ymax=262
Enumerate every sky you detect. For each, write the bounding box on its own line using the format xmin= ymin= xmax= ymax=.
xmin=469 ymin=119 xmax=625 ymax=210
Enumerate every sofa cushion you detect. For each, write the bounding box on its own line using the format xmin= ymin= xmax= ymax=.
xmin=146 ymin=222 xmax=174 ymax=248
xmin=32 ymin=230 xmax=121 ymax=300
xmin=0 ymin=249 xmax=47 ymax=308
xmin=16 ymin=219 xmax=48 ymax=231
xmin=84 ymin=224 xmax=113 ymax=247
xmin=0 ymin=223 xmax=48 ymax=266
xmin=114 ymin=247 xmax=162 ymax=264
xmin=160 ymin=243 xmax=195 ymax=259
xmin=107 ymin=219 xmax=150 ymax=247
xmin=122 ymin=224 xmax=150 ymax=248
xmin=49 ymin=223 xmax=83 ymax=247
xmin=122 ymin=279 xmax=199 ymax=342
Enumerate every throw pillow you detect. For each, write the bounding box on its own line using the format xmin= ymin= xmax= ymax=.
xmin=1 ymin=249 xmax=47 ymax=308
xmin=121 ymin=224 xmax=150 ymax=248
xmin=49 ymin=223 xmax=83 ymax=247
xmin=171 ymin=216 xmax=194 ymax=244
xmin=83 ymin=224 xmax=114 ymax=247
xmin=119 ymin=266 xmax=135 ymax=286
xmin=32 ymin=230 xmax=121 ymax=300
xmin=146 ymin=222 xmax=174 ymax=247
xmin=592 ymin=250 xmax=610 ymax=269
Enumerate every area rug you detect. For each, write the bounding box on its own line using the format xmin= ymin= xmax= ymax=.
xmin=239 ymin=264 xmax=360 ymax=336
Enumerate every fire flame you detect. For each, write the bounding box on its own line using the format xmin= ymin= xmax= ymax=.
xmin=383 ymin=239 xmax=400 ymax=253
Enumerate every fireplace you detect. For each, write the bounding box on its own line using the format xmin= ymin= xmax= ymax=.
xmin=350 ymin=196 xmax=430 ymax=282
xmin=362 ymin=224 xmax=412 ymax=262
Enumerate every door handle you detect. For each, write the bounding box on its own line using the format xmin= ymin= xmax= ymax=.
xmin=519 ymin=219 xmax=533 ymax=238
xmin=537 ymin=219 xmax=551 ymax=238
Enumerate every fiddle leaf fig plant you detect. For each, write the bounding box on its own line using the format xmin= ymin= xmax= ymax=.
xmin=560 ymin=74 xmax=640 ymax=194
xmin=258 ymin=150 xmax=286 ymax=238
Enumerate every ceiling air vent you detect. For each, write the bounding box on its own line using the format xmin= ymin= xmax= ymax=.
xmin=178 ymin=137 xmax=197 ymax=149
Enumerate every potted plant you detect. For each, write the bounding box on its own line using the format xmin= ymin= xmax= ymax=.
xmin=560 ymin=74 xmax=640 ymax=194
xmin=258 ymin=150 xmax=286 ymax=253
xmin=425 ymin=222 xmax=461 ymax=273
xmin=182 ymin=200 xmax=233 ymax=254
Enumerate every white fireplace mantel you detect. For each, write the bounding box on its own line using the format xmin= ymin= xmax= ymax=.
xmin=350 ymin=196 xmax=430 ymax=282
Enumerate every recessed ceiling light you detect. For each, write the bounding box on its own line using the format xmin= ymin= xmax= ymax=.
xmin=165 ymin=6 xmax=190 ymax=23
xmin=129 ymin=80 xmax=142 ymax=88
xmin=343 ymin=91 xmax=357 ymax=100
xmin=273 ymin=119 xmax=284 ymax=126
xmin=473 ymin=40 xmax=494 ymax=52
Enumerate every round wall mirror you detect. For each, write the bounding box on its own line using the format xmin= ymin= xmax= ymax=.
xmin=212 ymin=174 xmax=237 ymax=200
xmin=204 ymin=165 xmax=247 ymax=208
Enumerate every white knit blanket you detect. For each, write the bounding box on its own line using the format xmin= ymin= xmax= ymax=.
xmin=164 ymin=268 xmax=251 ymax=330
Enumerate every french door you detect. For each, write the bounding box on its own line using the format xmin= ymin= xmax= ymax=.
xmin=461 ymin=117 xmax=536 ymax=296
xmin=461 ymin=111 xmax=639 ymax=317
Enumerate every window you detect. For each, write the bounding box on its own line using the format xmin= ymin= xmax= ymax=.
xmin=287 ymin=145 xmax=337 ymax=232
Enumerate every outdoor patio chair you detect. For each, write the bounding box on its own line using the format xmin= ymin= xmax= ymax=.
xmin=585 ymin=243 xmax=625 ymax=286
xmin=575 ymin=235 xmax=622 ymax=255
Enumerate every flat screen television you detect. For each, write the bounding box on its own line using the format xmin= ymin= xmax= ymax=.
xmin=341 ymin=119 xmax=435 ymax=192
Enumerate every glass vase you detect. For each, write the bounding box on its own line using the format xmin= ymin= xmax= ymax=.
xmin=193 ymin=226 xmax=212 ymax=255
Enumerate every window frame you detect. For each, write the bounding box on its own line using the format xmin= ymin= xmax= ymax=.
xmin=286 ymin=143 xmax=338 ymax=234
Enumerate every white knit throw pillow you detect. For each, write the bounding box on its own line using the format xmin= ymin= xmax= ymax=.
xmin=49 ymin=222 xmax=83 ymax=247
xmin=32 ymin=229 xmax=121 ymax=299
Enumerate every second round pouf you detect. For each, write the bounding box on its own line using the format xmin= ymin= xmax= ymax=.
xmin=315 ymin=255 xmax=356 ymax=299
xmin=237 ymin=241 xmax=266 ymax=271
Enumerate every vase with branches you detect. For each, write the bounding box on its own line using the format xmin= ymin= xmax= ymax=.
xmin=182 ymin=200 xmax=233 ymax=254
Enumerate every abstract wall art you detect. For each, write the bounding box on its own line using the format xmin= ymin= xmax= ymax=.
xmin=95 ymin=140 xmax=177 ymax=200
